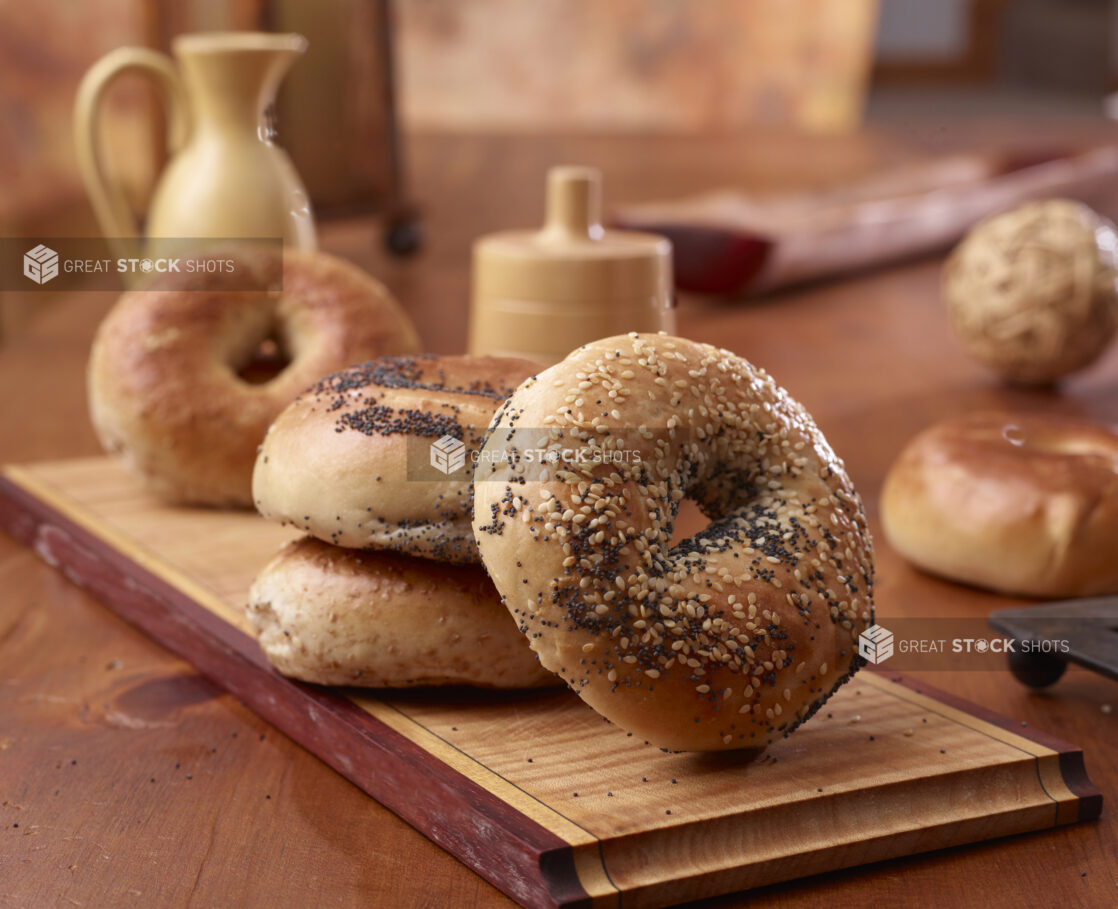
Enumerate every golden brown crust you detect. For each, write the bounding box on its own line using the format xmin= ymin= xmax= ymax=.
xmin=246 ymin=536 xmax=558 ymax=688
xmin=88 ymin=249 xmax=421 ymax=507
xmin=472 ymin=333 xmax=874 ymax=751
xmin=252 ymin=354 xmax=539 ymax=563
xmin=881 ymin=411 xmax=1118 ymax=596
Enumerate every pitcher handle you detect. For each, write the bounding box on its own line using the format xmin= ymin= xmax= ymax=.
xmin=74 ymin=47 xmax=189 ymax=260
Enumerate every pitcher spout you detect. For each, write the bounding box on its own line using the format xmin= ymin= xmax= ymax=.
xmin=172 ymin=32 xmax=308 ymax=134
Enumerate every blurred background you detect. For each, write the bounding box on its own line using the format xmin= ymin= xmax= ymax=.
xmin=3 ymin=0 xmax=1117 ymax=339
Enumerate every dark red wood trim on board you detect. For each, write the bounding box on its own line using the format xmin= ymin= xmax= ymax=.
xmin=0 ymin=472 xmax=597 ymax=909
xmin=869 ymin=666 xmax=1103 ymax=823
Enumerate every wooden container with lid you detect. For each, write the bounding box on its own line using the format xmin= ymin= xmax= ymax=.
xmin=468 ymin=166 xmax=674 ymax=364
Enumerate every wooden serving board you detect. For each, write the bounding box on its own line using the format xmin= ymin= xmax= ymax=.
xmin=0 ymin=458 xmax=1102 ymax=909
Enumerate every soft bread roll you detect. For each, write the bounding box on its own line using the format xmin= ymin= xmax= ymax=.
xmin=881 ymin=411 xmax=1118 ymax=597
xmin=247 ymin=536 xmax=558 ymax=688
xmin=253 ymin=354 xmax=539 ymax=563
xmin=89 ymin=249 xmax=420 ymax=507
xmin=473 ymin=334 xmax=874 ymax=752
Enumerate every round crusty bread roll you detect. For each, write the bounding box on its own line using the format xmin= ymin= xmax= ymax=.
xmin=943 ymin=199 xmax=1118 ymax=385
xmin=253 ymin=354 xmax=539 ymax=564
xmin=473 ymin=333 xmax=874 ymax=752
xmin=881 ymin=411 xmax=1118 ymax=597
xmin=247 ymin=536 xmax=558 ymax=688
xmin=89 ymin=248 xmax=420 ymax=507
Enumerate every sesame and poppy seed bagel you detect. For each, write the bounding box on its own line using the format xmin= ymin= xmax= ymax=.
xmin=247 ymin=536 xmax=558 ymax=688
xmin=472 ymin=333 xmax=874 ymax=751
xmin=88 ymin=248 xmax=421 ymax=507
xmin=253 ymin=354 xmax=540 ymax=564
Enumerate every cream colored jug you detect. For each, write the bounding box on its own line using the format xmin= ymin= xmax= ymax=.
xmin=75 ymin=32 xmax=316 ymax=260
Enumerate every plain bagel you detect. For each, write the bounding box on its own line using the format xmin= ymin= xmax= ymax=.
xmin=88 ymin=248 xmax=420 ymax=506
xmin=253 ymin=354 xmax=539 ymax=564
xmin=473 ymin=333 xmax=874 ymax=752
xmin=881 ymin=411 xmax=1118 ymax=597
xmin=247 ymin=536 xmax=558 ymax=688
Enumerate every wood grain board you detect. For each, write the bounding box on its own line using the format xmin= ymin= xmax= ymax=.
xmin=0 ymin=457 xmax=1102 ymax=909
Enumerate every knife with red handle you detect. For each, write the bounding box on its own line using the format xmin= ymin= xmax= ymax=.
xmin=612 ymin=147 xmax=1118 ymax=296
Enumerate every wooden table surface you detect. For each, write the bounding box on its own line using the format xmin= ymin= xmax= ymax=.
xmin=3 ymin=129 xmax=1117 ymax=908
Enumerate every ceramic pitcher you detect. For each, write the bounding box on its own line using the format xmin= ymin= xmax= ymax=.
xmin=75 ymin=32 xmax=316 ymax=260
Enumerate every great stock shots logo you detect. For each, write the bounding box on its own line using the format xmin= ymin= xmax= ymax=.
xmin=429 ymin=435 xmax=466 ymax=475
xmin=5 ymin=238 xmax=283 ymax=292
xmin=858 ymin=624 xmax=895 ymax=665
xmin=23 ymin=244 xmax=59 ymax=284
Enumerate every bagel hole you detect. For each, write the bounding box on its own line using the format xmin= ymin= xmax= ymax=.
xmin=237 ymin=333 xmax=291 ymax=385
xmin=669 ymin=498 xmax=712 ymax=548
